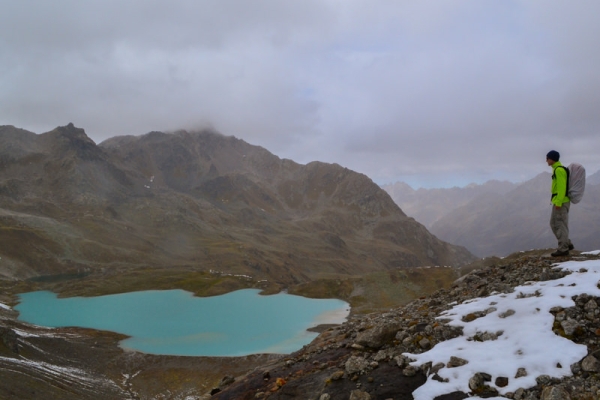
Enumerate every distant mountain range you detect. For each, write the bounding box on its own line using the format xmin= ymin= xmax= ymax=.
xmin=383 ymin=170 xmax=600 ymax=257
xmin=0 ymin=124 xmax=475 ymax=286
xmin=382 ymin=180 xmax=518 ymax=228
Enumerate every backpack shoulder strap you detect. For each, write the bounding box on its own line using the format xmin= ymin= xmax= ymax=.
xmin=553 ymin=165 xmax=569 ymax=197
xmin=552 ymin=165 xmax=569 ymax=178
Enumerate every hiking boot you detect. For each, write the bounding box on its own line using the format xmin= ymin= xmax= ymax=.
xmin=551 ymin=250 xmax=570 ymax=257
xmin=568 ymin=244 xmax=574 ymax=251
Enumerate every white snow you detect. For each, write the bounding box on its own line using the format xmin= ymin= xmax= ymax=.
xmin=404 ymin=257 xmax=600 ymax=400
xmin=0 ymin=302 xmax=11 ymax=310
xmin=11 ymin=327 xmax=84 ymax=340
xmin=583 ymin=250 xmax=600 ymax=256
xmin=0 ymin=355 xmax=112 ymax=389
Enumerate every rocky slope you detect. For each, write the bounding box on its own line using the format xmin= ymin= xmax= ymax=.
xmin=207 ymin=251 xmax=600 ymax=400
xmin=3 ymin=251 xmax=599 ymax=399
xmin=0 ymin=124 xmax=474 ymax=289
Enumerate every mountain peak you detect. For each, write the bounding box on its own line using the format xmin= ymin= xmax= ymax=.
xmin=52 ymin=123 xmax=94 ymax=142
xmin=41 ymin=123 xmax=101 ymax=160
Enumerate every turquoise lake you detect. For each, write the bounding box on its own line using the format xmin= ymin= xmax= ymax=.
xmin=15 ymin=289 xmax=349 ymax=357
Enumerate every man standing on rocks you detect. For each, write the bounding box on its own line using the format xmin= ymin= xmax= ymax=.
xmin=546 ymin=150 xmax=574 ymax=257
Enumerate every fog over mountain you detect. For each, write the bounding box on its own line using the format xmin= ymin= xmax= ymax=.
xmin=3 ymin=2 xmax=600 ymax=188
xmin=588 ymin=170 xmax=600 ymax=186
xmin=382 ymin=180 xmax=517 ymax=228
xmin=384 ymin=172 xmax=600 ymax=257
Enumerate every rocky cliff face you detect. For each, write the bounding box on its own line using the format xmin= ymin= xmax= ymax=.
xmin=0 ymin=124 xmax=475 ymax=286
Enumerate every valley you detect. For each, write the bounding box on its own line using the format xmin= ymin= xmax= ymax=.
xmin=0 ymin=124 xmax=476 ymax=398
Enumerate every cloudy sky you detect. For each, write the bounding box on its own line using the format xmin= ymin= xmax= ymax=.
xmin=2 ymin=1 xmax=599 ymax=188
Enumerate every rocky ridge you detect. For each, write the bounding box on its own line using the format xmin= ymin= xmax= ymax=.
xmin=0 ymin=124 xmax=475 ymax=290
xmin=208 ymin=252 xmax=600 ymax=400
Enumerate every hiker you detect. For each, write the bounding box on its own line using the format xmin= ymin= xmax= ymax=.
xmin=546 ymin=150 xmax=574 ymax=256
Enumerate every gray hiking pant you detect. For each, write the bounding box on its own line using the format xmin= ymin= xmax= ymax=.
xmin=550 ymin=202 xmax=572 ymax=252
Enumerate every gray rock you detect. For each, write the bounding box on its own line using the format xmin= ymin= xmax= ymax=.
xmin=345 ymin=356 xmax=370 ymax=375
xmin=498 ymin=309 xmax=516 ymax=318
xmin=418 ymin=337 xmax=431 ymax=349
xmin=394 ymin=355 xmax=408 ymax=368
xmin=515 ymin=367 xmax=528 ymax=378
xmin=540 ymin=386 xmax=571 ymax=400
xmin=581 ymin=355 xmax=600 ymax=372
xmin=495 ymin=376 xmax=509 ymax=387
xmin=431 ymin=362 xmax=445 ymax=375
xmin=420 ymin=361 xmax=433 ymax=376
xmin=349 ymin=389 xmax=371 ymax=400
xmin=355 ymin=322 xmax=401 ymax=349
xmin=584 ymin=299 xmax=598 ymax=311
xmin=373 ymin=349 xmax=391 ymax=362
xmin=560 ymin=318 xmax=580 ymax=336
xmin=478 ymin=330 xmax=502 ymax=341
xmin=513 ymin=387 xmax=525 ymax=399
xmin=447 ymin=356 xmax=468 ymax=368
xmin=395 ymin=330 xmax=408 ymax=341
xmin=468 ymin=372 xmax=496 ymax=396
xmin=536 ymin=375 xmax=552 ymax=385
xmin=468 ymin=373 xmax=485 ymax=391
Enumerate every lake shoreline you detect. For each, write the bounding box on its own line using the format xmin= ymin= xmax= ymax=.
xmin=15 ymin=288 xmax=350 ymax=357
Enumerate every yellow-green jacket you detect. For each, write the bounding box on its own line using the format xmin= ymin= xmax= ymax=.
xmin=551 ymin=161 xmax=570 ymax=206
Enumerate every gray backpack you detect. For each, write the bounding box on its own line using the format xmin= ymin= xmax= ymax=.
xmin=557 ymin=163 xmax=586 ymax=204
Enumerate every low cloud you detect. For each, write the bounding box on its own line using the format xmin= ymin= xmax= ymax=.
xmin=2 ymin=1 xmax=599 ymax=188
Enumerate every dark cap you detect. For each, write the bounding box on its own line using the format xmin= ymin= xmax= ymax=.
xmin=546 ymin=150 xmax=560 ymax=162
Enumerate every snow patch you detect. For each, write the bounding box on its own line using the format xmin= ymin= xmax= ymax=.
xmin=582 ymin=250 xmax=600 ymax=256
xmin=404 ymin=257 xmax=600 ymax=400
xmin=0 ymin=355 xmax=115 ymax=390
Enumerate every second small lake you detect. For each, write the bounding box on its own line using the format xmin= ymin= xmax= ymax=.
xmin=15 ymin=288 xmax=349 ymax=357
